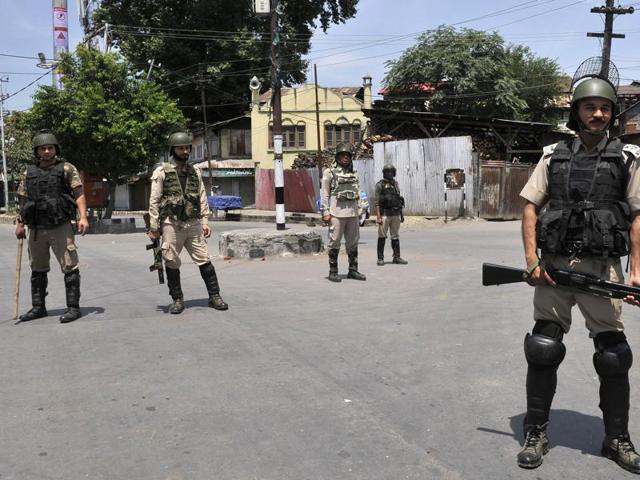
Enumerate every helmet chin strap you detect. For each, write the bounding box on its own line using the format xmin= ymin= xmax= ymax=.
xmin=578 ymin=121 xmax=609 ymax=138
xmin=573 ymin=111 xmax=609 ymax=138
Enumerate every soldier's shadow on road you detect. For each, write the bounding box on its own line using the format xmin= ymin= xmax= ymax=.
xmin=477 ymin=410 xmax=604 ymax=456
xmin=156 ymin=299 xmax=209 ymax=313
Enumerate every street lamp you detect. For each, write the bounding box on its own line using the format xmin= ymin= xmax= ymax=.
xmin=36 ymin=52 xmax=59 ymax=87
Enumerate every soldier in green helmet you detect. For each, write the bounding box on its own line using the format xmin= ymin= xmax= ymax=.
xmin=374 ymin=163 xmax=408 ymax=266
xmin=15 ymin=130 xmax=89 ymax=323
xmin=517 ymin=74 xmax=640 ymax=473
xmin=320 ymin=143 xmax=366 ymax=282
xmin=147 ymin=131 xmax=228 ymax=314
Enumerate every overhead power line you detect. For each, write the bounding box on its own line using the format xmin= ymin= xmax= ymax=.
xmin=4 ymin=68 xmax=56 ymax=101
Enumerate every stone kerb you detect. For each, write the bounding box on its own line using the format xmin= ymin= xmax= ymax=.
xmin=88 ymin=218 xmax=137 ymax=234
xmin=219 ymin=228 xmax=324 ymax=258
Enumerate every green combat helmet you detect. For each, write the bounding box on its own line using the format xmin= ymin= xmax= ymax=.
xmin=168 ymin=131 xmax=193 ymax=148
xmin=334 ymin=143 xmax=353 ymax=162
xmin=382 ymin=163 xmax=396 ymax=173
xmin=566 ymin=77 xmax=618 ymax=132
xmin=32 ymin=130 xmax=60 ymax=157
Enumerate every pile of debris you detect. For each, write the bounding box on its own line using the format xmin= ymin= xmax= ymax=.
xmin=472 ymin=137 xmax=501 ymax=161
xmin=291 ymin=134 xmax=399 ymax=169
xmin=355 ymin=134 xmax=395 ymax=159
xmin=291 ymin=149 xmax=334 ymax=170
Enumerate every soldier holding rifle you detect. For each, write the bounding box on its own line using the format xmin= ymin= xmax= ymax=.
xmin=517 ymin=69 xmax=640 ymax=473
xmin=147 ymin=132 xmax=228 ymax=314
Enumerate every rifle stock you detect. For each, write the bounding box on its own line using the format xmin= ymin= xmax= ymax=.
xmin=482 ymin=263 xmax=526 ymax=286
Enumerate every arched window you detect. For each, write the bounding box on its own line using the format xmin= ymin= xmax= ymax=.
xmin=324 ymin=119 xmax=362 ymax=148
xmin=268 ymin=120 xmax=306 ymax=150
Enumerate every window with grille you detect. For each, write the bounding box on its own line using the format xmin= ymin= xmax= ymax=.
xmin=325 ymin=123 xmax=361 ymax=148
xmin=268 ymin=124 xmax=306 ymax=149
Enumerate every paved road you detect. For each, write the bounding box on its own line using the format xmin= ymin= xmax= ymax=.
xmin=1 ymin=219 xmax=640 ymax=479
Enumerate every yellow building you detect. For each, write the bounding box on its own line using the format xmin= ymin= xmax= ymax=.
xmin=250 ymin=76 xmax=372 ymax=168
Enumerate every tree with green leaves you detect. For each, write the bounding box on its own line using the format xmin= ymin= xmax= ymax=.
xmin=5 ymin=112 xmax=33 ymax=179
xmin=24 ymin=46 xmax=186 ymax=217
xmin=383 ymin=26 xmax=563 ymax=122
xmin=94 ymin=0 xmax=359 ymax=122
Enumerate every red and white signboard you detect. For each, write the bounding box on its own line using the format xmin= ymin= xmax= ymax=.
xmin=53 ymin=6 xmax=68 ymax=29
xmin=52 ymin=5 xmax=69 ymax=90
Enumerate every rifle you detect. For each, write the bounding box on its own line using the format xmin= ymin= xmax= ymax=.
xmin=143 ymin=212 xmax=164 ymax=284
xmin=482 ymin=263 xmax=640 ymax=301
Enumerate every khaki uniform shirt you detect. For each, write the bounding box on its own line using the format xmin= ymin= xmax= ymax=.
xmin=16 ymin=159 xmax=83 ymax=222
xmin=520 ymin=136 xmax=640 ymax=212
xmin=320 ymin=165 xmax=361 ymax=218
xmin=148 ymin=160 xmax=210 ymax=231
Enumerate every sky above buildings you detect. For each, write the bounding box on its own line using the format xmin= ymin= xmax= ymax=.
xmin=1 ymin=0 xmax=639 ymax=113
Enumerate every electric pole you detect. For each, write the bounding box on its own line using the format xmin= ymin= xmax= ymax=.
xmin=587 ymin=1 xmax=634 ymax=77
xmin=0 ymin=77 xmax=8 ymax=212
xmin=271 ymin=0 xmax=286 ymax=230
xmin=314 ymin=64 xmax=321 ymax=156
xmin=199 ymin=69 xmax=214 ymax=195
xmin=53 ymin=0 xmax=69 ymax=89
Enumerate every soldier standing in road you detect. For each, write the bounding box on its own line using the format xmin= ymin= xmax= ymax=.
xmin=147 ymin=131 xmax=228 ymax=314
xmin=375 ymin=163 xmax=408 ymax=266
xmin=15 ymin=130 xmax=89 ymax=323
xmin=517 ymin=75 xmax=640 ymax=473
xmin=320 ymin=143 xmax=366 ymax=283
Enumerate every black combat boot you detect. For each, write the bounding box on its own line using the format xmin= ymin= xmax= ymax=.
xmin=19 ymin=271 xmax=48 ymax=321
xmin=165 ymin=267 xmax=185 ymax=314
xmin=391 ymin=239 xmax=408 ymax=264
xmin=594 ymin=332 xmax=640 ymax=473
xmin=377 ymin=238 xmax=385 ymax=266
xmin=517 ymin=422 xmax=549 ymax=469
xmin=347 ymin=249 xmax=366 ymax=281
xmin=328 ymin=248 xmax=341 ymax=282
xmin=602 ymin=435 xmax=640 ymax=473
xmin=199 ymin=262 xmax=228 ymax=310
xmin=60 ymin=270 xmax=82 ymax=323
xmin=519 ymin=321 xmax=565 ymax=469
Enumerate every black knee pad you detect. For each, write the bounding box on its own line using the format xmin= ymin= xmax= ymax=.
xmin=524 ymin=321 xmax=566 ymax=368
xmin=593 ymin=331 xmax=633 ymax=377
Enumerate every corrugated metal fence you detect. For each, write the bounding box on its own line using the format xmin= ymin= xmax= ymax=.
xmin=255 ymin=168 xmax=320 ymax=213
xmin=478 ymin=161 xmax=535 ymax=219
xmin=357 ymin=136 xmax=474 ymax=216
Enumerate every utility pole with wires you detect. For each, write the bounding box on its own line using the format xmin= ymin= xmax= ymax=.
xmin=52 ymin=0 xmax=70 ymax=89
xmin=199 ymin=68 xmax=214 ymax=195
xmin=270 ymin=0 xmax=286 ymax=230
xmin=587 ymin=1 xmax=634 ymax=77
xmin=0 ymin=77 xmax=9 ymax=212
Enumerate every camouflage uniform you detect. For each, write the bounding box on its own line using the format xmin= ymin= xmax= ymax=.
xmin=148 ymin=132 xmax=228 ymax=313
xmin=320 ymin=143 xmax=366 ymax=282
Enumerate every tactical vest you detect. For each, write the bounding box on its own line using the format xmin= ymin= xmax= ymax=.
xmin=158 ymin=162 xmax=201 ymax=222
xmin=536 ymin=139 xmax=630 ymax=258
xmin=20 ymin=160 xmax=76 ymax=227
xmin=330 ymin=166 xmax=359 ymax=201
xmin=377 ymin=179 xmax=404 ymax=214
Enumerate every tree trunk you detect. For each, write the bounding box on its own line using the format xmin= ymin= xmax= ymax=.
xmin=104 ymin=180 xmax=117 ymax=219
